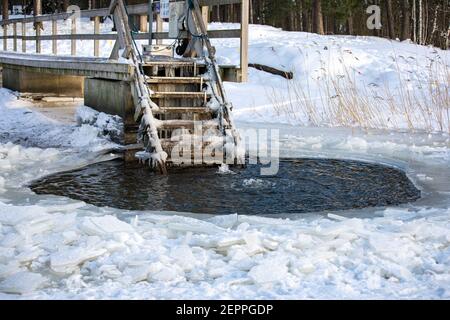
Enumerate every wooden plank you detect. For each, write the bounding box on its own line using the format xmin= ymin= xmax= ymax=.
xmin=52 ymin=20 xmax=57 ymax=55
xmin=147 ymin=76 xmax=204 ymax=84
xmin=13 ymin=23 xmax=17 ymax=51
xmin=21 ymin=22 xmax=26 ymax=52
xmin=71 ymin=16 xmax=76 ymax=55
xmin=94 ymin=16 xmax=100 ymax=57
xmin=152 ymin=92 xmax=210 ymax=99
xmin=240 ymin=0 xmax=249 ymax=82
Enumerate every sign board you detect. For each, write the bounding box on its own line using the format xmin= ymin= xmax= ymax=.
xmin=169 ymin=2 xmax=185 ymax=38
xmin=160 ymin=0 xmax=170 ymax=19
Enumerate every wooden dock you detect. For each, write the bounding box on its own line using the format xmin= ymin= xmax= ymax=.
xmin=0 ymin=0 xmax=248 ymax=172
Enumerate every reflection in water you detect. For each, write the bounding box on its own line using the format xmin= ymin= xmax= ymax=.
xmin=30 ymin=159 xmax=421 ymax=215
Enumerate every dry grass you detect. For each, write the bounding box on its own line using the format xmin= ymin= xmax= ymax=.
xmin=267 ymin=48 xmax=450 ymax=133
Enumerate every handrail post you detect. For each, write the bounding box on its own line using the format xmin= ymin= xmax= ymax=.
xmin=148 ymin=0 xmax=153 ymax=45
xmin=52 ymin=19 xmax=57 ymax=55
xmin=240 ymin=0 xmax=249 ymax=82
xmin=36 ymin=25 xmax=41 ymax=53
xmin=156 ymin=11 xmax=162 ymax=45
xmin=94 ymin=16 xmax=100 ymax=56
xmin=13 ymin=23 xmax=17 ymax=51
xmin=140 ymin=15 xmax=147 ymax=32
xmin=21 ymin=22 xmax=26 ymax=52
xmin=71 ymin=15 xmax=76 ymax=55
xmin=3 ymin=24 xmax=7 ymax=51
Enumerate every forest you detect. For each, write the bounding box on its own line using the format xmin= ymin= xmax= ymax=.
xmin=1 ymin=1 xmax=449 ymax=49
xmin=213 ymin=0 xmax=450 ymax=49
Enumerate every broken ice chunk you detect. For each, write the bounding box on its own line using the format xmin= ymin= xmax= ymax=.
xmin=80 ymin=216 xmax=135 ymax=236
xmin=0 ymin=272 xmax=47 ymax=294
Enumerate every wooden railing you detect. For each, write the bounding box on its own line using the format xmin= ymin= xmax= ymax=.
xmin=0 ymin=0 xmax=248 ymax=81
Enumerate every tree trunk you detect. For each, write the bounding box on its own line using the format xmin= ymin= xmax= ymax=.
xmin=2 ymin=0 xmax=8 ymax=21
xmin=312 ymin=0 xmax=324 ymax=35
xmin=347 ymin=16 xmax=354 ymax=35
xmin=401 ymin=0 xmax=412 ymax=41
xmin=419 ymin=0 xmax=424 ymax=44
xmin=33 ymin=0 xmax=43 ymax=30
xmin=385 ymin=0 xmax=395 ymax=39
xmin=63 ymin=0 xmax=69 ymax=12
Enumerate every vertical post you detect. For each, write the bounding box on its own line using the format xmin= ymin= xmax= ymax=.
xmin=52 ymin=19 xmax=57 ymax=55
xmin=94 ymin=16 xmax=100 ymax=57
xmin=201 ymin=6 xmax=209 ymax=29
xmin=148 ymin=0 xmax=153 ymax=45
xmin=2 ymin=0 xmax=8 ymax=51
xmin=140 ymin=15 xmax=148 ymax=32
xmin=2 ymin=24 xmax=6 ymax=51
xmin=156 ymin=12 xmax=162 ymax=45
xmin=13 ymin=23 xmax=17 ymax=51
xmin=36 ymin=26 xmax=40 ymax=53
xmin=22 ymin=21 xmax=26 ymax=52
xmin=34 ymin=0 xmax=42 ymax=53
xmin=240 ymin=0 xmax=249 ymax=82
xmin=71 ymin=15 xmax=76 ymax=55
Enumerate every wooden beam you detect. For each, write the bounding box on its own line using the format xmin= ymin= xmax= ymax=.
xmin=240 ymin=0 xmax=249 ymax=82
xmin=248 ymin=63 xmax=293 ymax=80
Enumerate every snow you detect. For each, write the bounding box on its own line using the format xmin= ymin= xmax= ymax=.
xmin=0 ymin=19 xmax=449 ymax=299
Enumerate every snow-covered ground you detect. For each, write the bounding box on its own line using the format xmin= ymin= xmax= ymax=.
xmin=0 ymin=20 xmax=449 ymax=299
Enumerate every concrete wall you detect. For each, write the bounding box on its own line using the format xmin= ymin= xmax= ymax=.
xmin=84 ymin=78 xmax=137 ymax=147
xmin=2 ymin=67 xmax=84 ymax=97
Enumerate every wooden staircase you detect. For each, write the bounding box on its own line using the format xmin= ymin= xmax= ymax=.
xmin=109 ymin=0 xmax=242 ymax=172
xmin=140 ymin=57 xmax=229 ymax=166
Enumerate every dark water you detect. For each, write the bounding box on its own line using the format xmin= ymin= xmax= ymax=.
xmin=30 ymin=159 xmax=421 ymax=215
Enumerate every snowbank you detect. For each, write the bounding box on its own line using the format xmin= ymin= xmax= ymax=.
xmin=0 ymin=124 xmax=449 ymax=299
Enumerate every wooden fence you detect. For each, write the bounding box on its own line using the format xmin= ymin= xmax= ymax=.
xmin=0 ymin=0 xmax=249 ymax=81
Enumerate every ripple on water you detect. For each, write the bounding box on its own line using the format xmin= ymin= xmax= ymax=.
xmin=30 ymin=159 xmax=421 ymax=215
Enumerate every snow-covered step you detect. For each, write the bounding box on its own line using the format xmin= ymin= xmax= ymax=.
xmin=158 ymin=120 xmax=220 ymax=130
xmin=152 ymin=92 xmax=210 ymax=100
xmin=154 ymin=107 xmax=212 ymax=114
xmin=147 ymin=77 xmax=206 ymax=84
